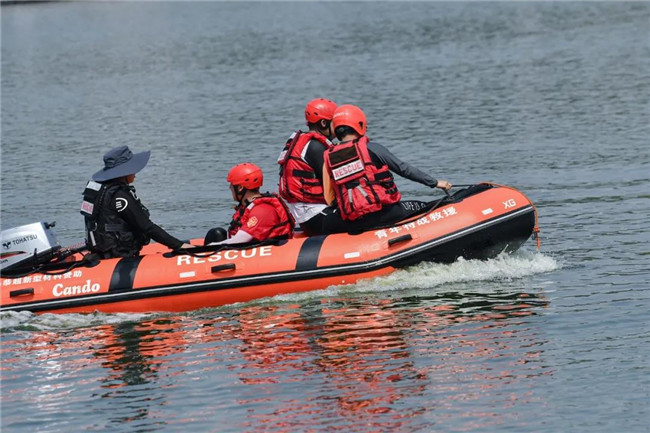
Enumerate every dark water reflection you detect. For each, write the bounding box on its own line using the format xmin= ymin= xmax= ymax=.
xmin=1 ymin=291 xmax=550 ymax=432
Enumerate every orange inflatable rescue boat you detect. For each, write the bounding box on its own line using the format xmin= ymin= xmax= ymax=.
xmin=0 ymin=184 xmax=539 ymax=314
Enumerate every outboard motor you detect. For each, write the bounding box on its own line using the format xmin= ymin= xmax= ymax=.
xmin=0 ymin=222 xmax=61 ymax=273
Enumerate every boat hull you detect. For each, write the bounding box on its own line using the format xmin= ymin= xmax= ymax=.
xmin=1 ymin=185 xmax=537 ymax=314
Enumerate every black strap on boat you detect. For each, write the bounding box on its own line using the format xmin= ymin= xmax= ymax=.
xmin=10 ymin=288 xmax=34 ymax=297
xmin=295 ymin=235 xmax=326 ymax=271
xmin=211 ymin=263 xmax=236 ymax=273
xmin=108 ymin=256 xmax=143 ymax=293
xmin=388 ymin=234 xmax=412 ymax=247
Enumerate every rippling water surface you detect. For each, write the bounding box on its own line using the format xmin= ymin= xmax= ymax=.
xmin=1 ymin=2 xmax=648 ymax=432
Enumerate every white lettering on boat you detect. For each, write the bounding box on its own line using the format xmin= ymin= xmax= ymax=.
xmin=503 ymin=199 xmax=516 ymax=209
xmin=176 ymin=246 xmax=273 ymax=266
xmin=374 ymin=206 xmax=458 ymax=239
xmin=52 ymin=280 xmax=101 ymax=297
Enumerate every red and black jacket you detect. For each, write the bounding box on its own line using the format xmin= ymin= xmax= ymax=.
xmin=278 ymin=131 xmax=332 ymax=204
xmin=324 ymin=137 xmax=401 ymax=221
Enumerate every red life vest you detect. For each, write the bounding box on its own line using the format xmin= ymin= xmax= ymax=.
xmin=228 ymin=194 xmax=294 ymax=240
xmin=277 ymin=131 xmax=332 ymax=204
xmin=324 ymin=136 xmax=401 ymax=221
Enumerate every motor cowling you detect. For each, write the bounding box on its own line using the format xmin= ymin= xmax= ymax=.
xmin=0 ymin=222 xmax=61 ymax=272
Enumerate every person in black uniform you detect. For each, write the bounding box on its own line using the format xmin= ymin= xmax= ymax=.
xmin=81 ymin=145 xmax=192 ymax=258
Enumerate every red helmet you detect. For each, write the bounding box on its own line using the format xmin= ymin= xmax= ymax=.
xmin=227 ymin=163 xmax=263 ymax=189
xmin=332 ymin=104 xmax=367 ymax=136
xmin=305 ymin=98 xmax=337 ymax=124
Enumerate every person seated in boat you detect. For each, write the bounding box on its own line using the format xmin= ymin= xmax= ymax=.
xmin=204 ymin=163 xmax=294 ymax=245
xmin=277 ymin=98 xmax=338 ymax=236
xmin=81 ymin=145 xmax=193 ymax=259
xmin=319 ymin=104 xmax=452 ymax=234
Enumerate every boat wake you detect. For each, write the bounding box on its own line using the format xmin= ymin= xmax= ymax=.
xmin=257 ymin=250 xmax=559 ymax=304
xmin=353 ymin=250 xmax=560 ymax=292
xmin=0 ymin=310 xmax=154 ymax=333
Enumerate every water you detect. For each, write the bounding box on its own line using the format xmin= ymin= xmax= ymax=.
xmin=1 ymin=2 xmax=648 ymax=432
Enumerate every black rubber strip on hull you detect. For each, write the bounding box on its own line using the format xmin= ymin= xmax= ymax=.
xmin=295 ymin=235 xmax=326 ymax=271
xmin=109 ymin=256 xmax=144 ymax=293
xmin=391 ymin=208 xmax=535 ymax=268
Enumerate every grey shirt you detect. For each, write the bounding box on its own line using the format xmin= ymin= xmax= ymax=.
xmin=367 ymin=140 xmax=438 ymax=188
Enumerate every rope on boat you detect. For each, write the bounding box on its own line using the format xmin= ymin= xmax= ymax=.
xmin=1 ymin=254 xmax=98 ymax=279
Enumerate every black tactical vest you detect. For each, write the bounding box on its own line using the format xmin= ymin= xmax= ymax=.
xmin=80 ymin=180 xmax=150 ymax=258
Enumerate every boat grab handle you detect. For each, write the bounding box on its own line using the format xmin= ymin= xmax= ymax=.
xmin=388 ymin=234 xmax=413 ymax=247
xmin=10 ymin=288 xmax=34 ymax=297
xmin=211 ymin=263 xmax=236 ymax=273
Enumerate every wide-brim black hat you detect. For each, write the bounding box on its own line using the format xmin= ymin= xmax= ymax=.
xmin=92 ymin=145 xmax=151 ymax=182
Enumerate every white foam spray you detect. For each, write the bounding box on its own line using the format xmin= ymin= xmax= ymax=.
xmin=0 ymin=310 xmax=153 ymax=332
xmin=352 ymin=250 xmax=559 ymax=293
xmin=259 ymin=250 xmax=560 ymax=304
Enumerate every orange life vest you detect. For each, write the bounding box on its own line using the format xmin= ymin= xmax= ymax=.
xmin=324 ymin=137 xmax=401 ymax=221
xmin=277 ymin=131 xmax=332 ymax=204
